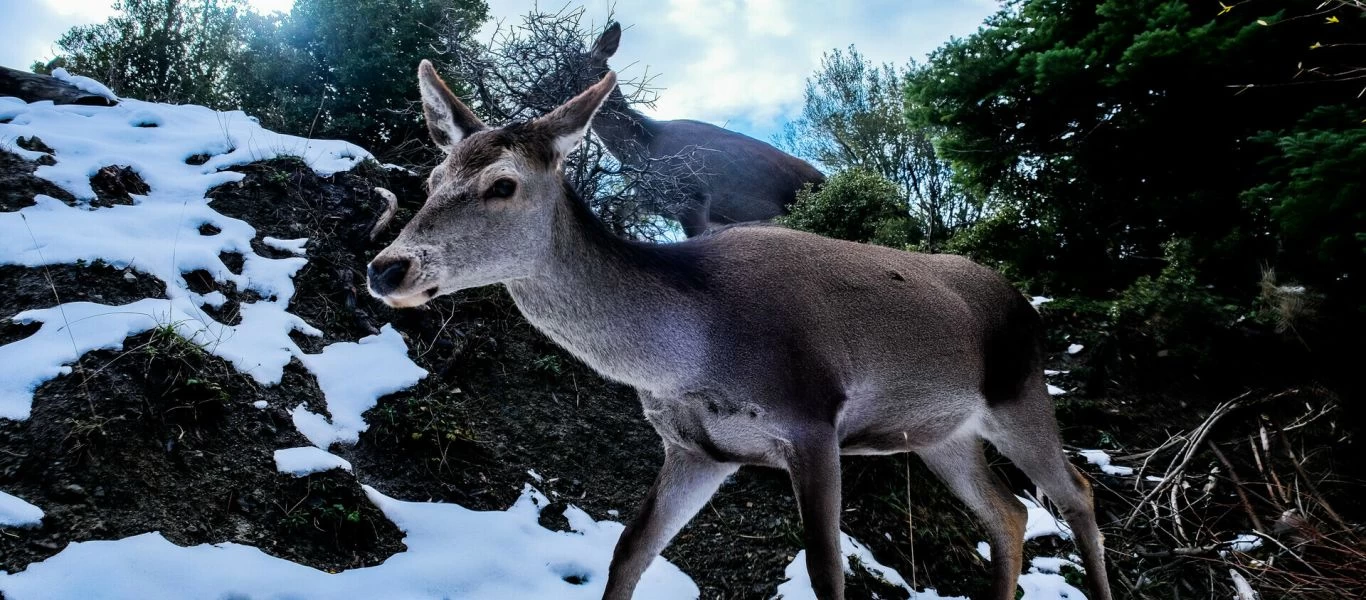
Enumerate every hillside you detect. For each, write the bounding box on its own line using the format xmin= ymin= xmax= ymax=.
xmin=2 ymin=77 xmax=1336 ymax=600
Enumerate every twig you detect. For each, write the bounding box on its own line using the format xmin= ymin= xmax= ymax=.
xmin=1209 ymin=441 xmax=1266 ymax=533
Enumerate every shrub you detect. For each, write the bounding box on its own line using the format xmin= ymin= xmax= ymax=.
xmin=778 ymin=168 xmax=919 ymax=247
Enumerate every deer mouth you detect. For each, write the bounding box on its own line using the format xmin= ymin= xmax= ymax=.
xmin=380 ymin=286 xmax=440 ymax=309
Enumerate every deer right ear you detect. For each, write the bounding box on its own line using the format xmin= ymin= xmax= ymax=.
xmin=591 ymin=22 xmax=621 ymax=60
xmin=418 ymin=59 xmax=485 ymax=151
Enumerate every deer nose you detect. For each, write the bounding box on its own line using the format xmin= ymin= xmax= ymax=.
xmin=367 ymin=257 xmax=411 ymax=297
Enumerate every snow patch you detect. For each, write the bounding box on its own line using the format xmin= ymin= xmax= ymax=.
xmin=262 ymin=236 xmax=307 ymax=256
xmin=1223 ymin=533 xmax=1263 ymax=554
xmin=776 ymin=531 xmax=961 ymax=600
xmin=1066 ymin=343 xmax=1084 ymax=355
xmin=1047 ymin=384 xmax=1068 ymax=396
xmin=1029 ymin=296 xmax=1052 ymax=309
xmin=1078 ymin=449 xmax=1134 ymax=477
xmin=273 ymin=446 xmax=352 ymax=477
xmin=0 ymin=91 xmax=380 ymax=418
xmin=51 ymin=68 xmax=118 ymax=102
xmin=291 ymin=325 xmax=428 ymax=448
xmin=1020 ymin=495 xmax=1073 ymax=541
xmin=0 ymin=491 xmax=43 ymax=528
xmin=0 ymin=485 xmax=697 ymax=599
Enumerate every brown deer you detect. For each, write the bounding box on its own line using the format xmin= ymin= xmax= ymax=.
xmin=368 ymin=61 xmax=1113 ymax=600
xmin=564 ymin=23 xmax=825 ymax=237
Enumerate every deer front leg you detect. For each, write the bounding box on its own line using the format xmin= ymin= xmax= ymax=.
xmin=786 ymin=430 xmax=845 ymax=600
xmin=603 ymin=444 xmax=737 ymax=600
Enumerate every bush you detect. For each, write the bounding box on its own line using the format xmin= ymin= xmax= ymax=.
xmin=778 ymin=168 xmax=920 ymax=247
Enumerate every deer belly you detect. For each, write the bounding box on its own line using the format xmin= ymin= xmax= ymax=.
xmin=640 ymin=390 xmax=783 ymax=466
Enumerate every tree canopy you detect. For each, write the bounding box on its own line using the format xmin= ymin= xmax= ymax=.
xmin=35 ymin=0 xmax=489 ymax=159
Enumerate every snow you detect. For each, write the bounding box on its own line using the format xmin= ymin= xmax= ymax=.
xmin=1029 ymin=296 xmax=1052 ymax=309
xmin=273 ymin=446 xmax=353 ymax=477
xmin=0 ymin=485 xmax=698 ymax=600
xmin=1019 ymin=552 xmax=1088 ymax=599
xmin=252 ymin=400 xmax=268 ymax=409
xmin=528 ymin=468 xmax=544 ymax=482
xmin=0 ymin=92 xmax=377 ymax=418
xmin=1020 ymin=495 xmax=1073 ymax=541
xmin=1066 ymin=343 xmax=1084 ymax=355
xmin=50 ymin=68 xmax=118 ymax=102
xmin=262 ymin=236 xmax=308 ymax=255
xmin=291 ymin=325 xmax=429 ymax=448
xmin=1224 ymin=533 xmax=1263 ymax=553
xmin=1019 ymin=570 xmax=1086 ymax=599
xmin=1077 ymin=449 xmax=1134 ymax=477
xmin=1047 ymin=383 xmax=1068 ymax=396
xmin=775 ymin=532 xmax=961 ymax=600
xmin=775 ymin=497 xmax=1089 ymax=600
xmin=0 ymin=491 xmax=44 ymax=528
xmin=1044 ymin=369 xmax=1069 ymax=376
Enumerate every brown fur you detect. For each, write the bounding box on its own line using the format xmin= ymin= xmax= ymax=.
xmin=368 ymin=62 xmax=1114 ymax=600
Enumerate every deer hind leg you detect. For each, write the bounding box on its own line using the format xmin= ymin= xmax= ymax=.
xmin=985 ymin=385 xmax=1114 ymax=600
xmin=918 ymin=435 xmax=1027 ymax=600
xmin=602 ymin=444 xmax=737 ymax=600
xmin=784 ymin=429 xmax=845 ymax=600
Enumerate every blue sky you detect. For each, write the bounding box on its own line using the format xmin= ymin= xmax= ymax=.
xmin=2 ymin=0 xmax=1000 ymax=143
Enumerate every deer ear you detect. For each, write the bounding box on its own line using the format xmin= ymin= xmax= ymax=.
xmin=537 ymin=71 xmax=616 ymax=158
xmin=417 ymin=59 xmax=484 ymax=151
xmin=591 ymin=22 xmax=621 ymax=60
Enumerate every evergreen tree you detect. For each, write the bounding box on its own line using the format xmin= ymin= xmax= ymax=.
xmin=906 ymin=0 xmax=1365 ymax=297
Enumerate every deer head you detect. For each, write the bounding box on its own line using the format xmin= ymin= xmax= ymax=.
xmin=366 ymin=60 xmax=617 ymax=308
xmin=538 ymin=21 xmax=621 ymax=108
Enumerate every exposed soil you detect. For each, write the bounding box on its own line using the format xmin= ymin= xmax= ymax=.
xmin=0 ymin=148 xmax=73 ymax=212
xmin=0 ymin=261 xmax=166 ymax=346
xmin=0 ymin=328 xmax=404 ymax=573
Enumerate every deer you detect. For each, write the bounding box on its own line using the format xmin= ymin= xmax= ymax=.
xmin=367 ymin=61 xmax=1114 ymax=600
xmin=560 ymin=22 xmax=825 ymax=237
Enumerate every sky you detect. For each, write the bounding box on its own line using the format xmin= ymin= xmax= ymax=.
xmin=1 ymin=0 xmax=1000 ymax=142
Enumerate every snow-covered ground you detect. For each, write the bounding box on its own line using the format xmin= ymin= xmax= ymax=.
xmin=274 ymin=446 xmax=353 ymax=477
xmin=0 ymin=491 xmax=44 ymax=528
xmin=0 ymin=486 xmax=699 ymax=600
xmin=0 ymin=75 xmax=1093 ymax=599
xmin=775 ymin=496 xmax=1087 ymax=600
xmin=1078 ymin=449 xmax=1135 ymax=477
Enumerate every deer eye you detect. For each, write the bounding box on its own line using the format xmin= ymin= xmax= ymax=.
xmin=486 ymin=178 xmax=517 ymax=199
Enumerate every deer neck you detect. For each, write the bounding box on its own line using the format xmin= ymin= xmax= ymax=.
xmin=591 ymin=87 xmax=654 ymax=166
xmin=503 ymin=182 xmax=708 ymax=391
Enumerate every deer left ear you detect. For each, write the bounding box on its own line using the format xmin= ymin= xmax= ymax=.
xmin=537 ymin=71 xmax=617 ymax=159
